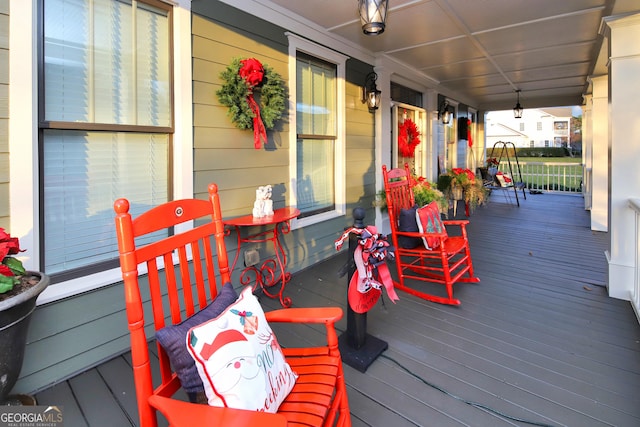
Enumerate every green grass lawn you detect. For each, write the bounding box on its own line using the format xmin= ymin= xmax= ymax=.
xmin=494 ymin=157 xmax=583 ymax=191
xmin=517 ymin=156 xmax=582 ymax=164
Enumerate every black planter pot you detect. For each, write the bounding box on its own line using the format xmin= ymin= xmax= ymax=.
xmin=0 ymin=272 xmax=50 ymax=404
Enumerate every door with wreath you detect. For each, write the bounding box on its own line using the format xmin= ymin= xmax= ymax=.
xmin=392 ymin=103 xmax=428 ymax=178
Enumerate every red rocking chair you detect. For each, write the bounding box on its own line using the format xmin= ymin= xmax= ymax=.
xmin=114 ymin=183 xmax=351 ymax=427
xmin=382 ymin=164 xmax=479 ymax=306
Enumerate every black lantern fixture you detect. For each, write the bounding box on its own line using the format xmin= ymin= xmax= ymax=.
xmin=362 ymin=72 xmax=381 ymax=112
xmin=358 ymin=0 xmax=389 ymax=36
xmin=438 ymin=101 xmax=453 ymax=125
xmin=513 ymin=89 xmax=523 ymax=119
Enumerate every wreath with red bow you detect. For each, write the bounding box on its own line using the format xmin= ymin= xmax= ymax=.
xmin=217 ymin=57 xmax=286 ymax=149
xmin=398 ymin=118 xmax=421 ymax=157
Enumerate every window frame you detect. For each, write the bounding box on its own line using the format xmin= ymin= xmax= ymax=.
xmin=286 ymin=33 xmax=348 ymax=229
xmin=39 ymin=0 xmax=174 ymax=281
xmin=9 ymin=0 xmax=194 ymax=304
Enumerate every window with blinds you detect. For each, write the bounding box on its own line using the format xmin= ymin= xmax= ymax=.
xmin=41 ymin=0 xmax=172 ymax=280
xmin=295 ymin=53 xmax=337 ymax=217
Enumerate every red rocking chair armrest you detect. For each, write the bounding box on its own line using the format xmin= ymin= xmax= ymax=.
xmin=442 ymin=220 xmax=470 ymax=228
xmin=397 ymin=230 xmax=449 ymax=240
xmin=149 ymin=395 xmax=288 ymax=427
xmin=265 ymin=307 xmax=343 ymax=325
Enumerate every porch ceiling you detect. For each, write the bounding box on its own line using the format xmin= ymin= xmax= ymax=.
xmin=263 ymin=0 xmax=640 ymax=110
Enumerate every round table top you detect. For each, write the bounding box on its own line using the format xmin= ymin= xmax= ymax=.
xmin=223 ymin=206 xmax=300 ymax=227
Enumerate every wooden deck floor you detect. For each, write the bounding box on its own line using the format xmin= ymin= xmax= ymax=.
xmin=34 ymin=192 xmax=640 ymax=427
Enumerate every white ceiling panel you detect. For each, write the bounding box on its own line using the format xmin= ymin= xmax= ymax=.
xmin=446 ymin=0 xmax=607 ymax=33
xmin=391 ymin=37 xmax=484 ymax=69
xmin=508 ymin=63 xmax=592 ymax=83
xmin=423 ymin=59 xmax=498 ymax=82
xmin=493 ymin=42 xmax=596 ymax=72
xmin=474 ymin=11 xmax=604 ymax=56
xmin=332 ymin=1 xmax=462 ymax=52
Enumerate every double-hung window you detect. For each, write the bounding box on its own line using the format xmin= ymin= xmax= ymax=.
xmin=287 ymin=34 xmax=346 ymax=226
xmin=40 ymin=0 xmax=172 ymax=282
xmin=296 ymin=53 xmax=337 ymax=217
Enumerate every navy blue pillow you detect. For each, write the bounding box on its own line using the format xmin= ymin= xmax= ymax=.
xmin=155 ymin=282 xmax=238 ymax=401
xmin=397 ymin=205 xmax=422 ymax=249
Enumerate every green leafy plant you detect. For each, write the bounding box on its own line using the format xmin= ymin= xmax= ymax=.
xmin=438 ymin=169 xmax=489 ymax=210
xmin=0 ymin=228 xmax=26 ymax=293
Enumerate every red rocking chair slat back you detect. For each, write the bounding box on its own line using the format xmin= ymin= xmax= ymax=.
xmin=114 ymin=184 xmax=351 ymax=427
xmin=382 ymin=164 xmax=479 ymax=306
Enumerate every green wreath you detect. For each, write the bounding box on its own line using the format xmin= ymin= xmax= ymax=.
xmin=216 ymin=57 xmax=286 ymax=131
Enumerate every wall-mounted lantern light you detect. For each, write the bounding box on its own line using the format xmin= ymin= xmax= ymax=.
xmin=362 ymin=72 xmax=381 ymax=112
xmin=358 ymin=0 xmax=389 ymax=36
xmin=513 ymin=89 xmax=523 ymax=119
xmin=438 ymin=101 xmax=453 ymax=124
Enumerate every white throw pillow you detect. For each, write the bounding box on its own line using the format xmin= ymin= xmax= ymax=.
xmin=186 ymin=287 xmax=297 ymax=413
xmin=495 ymin=172 xmax=514 ymax=187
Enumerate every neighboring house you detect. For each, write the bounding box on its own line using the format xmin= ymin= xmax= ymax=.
xmin=486 ymin=108 xmax=573 ymax=150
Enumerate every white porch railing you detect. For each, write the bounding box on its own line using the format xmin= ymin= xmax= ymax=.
xmin=498 ymin=161 xmax=583 ymax=193
xmin=629 ymin=198 xmax=640 ymax=323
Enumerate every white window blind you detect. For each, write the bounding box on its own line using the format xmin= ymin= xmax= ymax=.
xmin=42 ymin=0 xmax=171 ymax=276
xmin=296 ymin=54 xmax=336 ymax=215
xmin=43 ymin=130 xmax=168 ymax=273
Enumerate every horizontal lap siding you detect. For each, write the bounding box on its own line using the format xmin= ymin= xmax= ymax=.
xmin=192 ymin=2 xmax=376 ymax=276
xmin=191 ymin=11 xmax=289 ymax=211
xmin=0 ymin=0 xmax=8 ymax=229
xmin=16 ymin=0 xmax=376 ymax=396
xmin=15 ymin=282 xmax=131 ymax=394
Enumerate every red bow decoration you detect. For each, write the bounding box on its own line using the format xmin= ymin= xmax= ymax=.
xmin=335 ymin=226 xmax=399 ymax=313
xmin=239 ymin=58 xmax=268 ymax=149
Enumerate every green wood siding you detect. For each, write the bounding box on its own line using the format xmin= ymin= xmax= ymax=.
xmin=14 ymin=282 xmax=129 ymax=394
xmin=14 ymin=0 xmax=376 ymax=395
xmin=191 ymin=1 xmax=377 ymax=276
xmin=0 ymin=0 xmax=9 ymax=230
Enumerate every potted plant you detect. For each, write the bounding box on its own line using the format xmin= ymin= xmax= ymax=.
xmin=438 ymin=168 xmax=489 ymax=211
xmin=0 ymin=228 xmax=49 ymax=404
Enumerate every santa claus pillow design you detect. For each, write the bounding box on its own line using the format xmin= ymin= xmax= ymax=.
xmin=186 ymin=287 xmax=297 ymax=413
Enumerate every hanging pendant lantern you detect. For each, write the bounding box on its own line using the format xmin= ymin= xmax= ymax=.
xmin=359 ymin=0 xmax=389 ymax=36
xmin=513 ymin=89 xmax=523 ymax=119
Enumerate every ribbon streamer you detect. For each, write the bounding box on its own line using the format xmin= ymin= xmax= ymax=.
xmin=247 ymin=95 xmax=267 ymax=149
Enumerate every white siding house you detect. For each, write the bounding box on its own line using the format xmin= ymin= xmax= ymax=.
xmin=486 ymin=108 xmax=572 ymax=149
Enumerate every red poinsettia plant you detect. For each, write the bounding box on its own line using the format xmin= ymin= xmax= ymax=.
xmin=0 ymin=228 xmax=26 ymax=293
xmin=450 ymin=168 xmax=477 ymax=185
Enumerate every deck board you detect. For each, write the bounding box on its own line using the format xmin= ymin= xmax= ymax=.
xmin=34 ymin=192 xmax=640 ymax=426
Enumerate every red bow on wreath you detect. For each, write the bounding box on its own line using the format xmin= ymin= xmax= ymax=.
xmin=239 ymin=58 xmax=268 ymax=149
xmin=398 ymin=118 xmax=421 ymax=157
